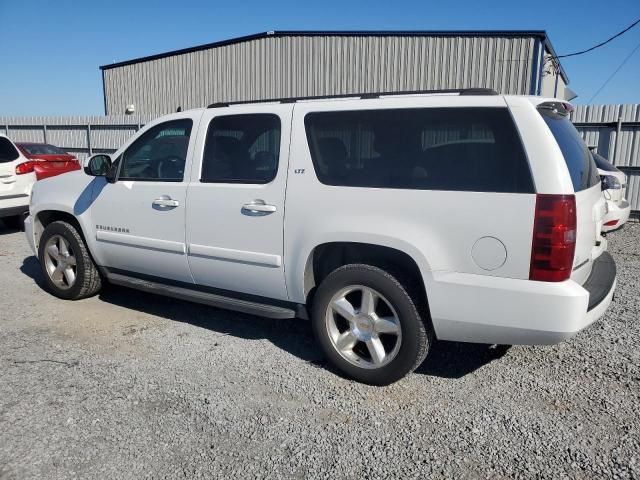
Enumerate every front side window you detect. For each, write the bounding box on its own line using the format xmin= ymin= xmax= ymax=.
xmin=304 ymin=108 xmax=534 ymax=193
xmin=201 ymin=114 xmax=281 ymax=184
xmin=119 ymin=119 xmax=192 ymax=181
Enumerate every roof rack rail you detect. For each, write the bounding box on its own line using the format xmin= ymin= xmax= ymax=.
xmin=206 ymin=88 xmax=498 ymax=108
xmin=459 ymin=88 xmax=499 ymax=96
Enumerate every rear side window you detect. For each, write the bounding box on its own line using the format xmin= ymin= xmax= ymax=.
xmin=538 ymin=109 xmax=599 ymax=191
xmin=304 ymin=108 xmax=534 ymax=193
xmin=201 ymin=114 xmax=281 ymax=184
xmin=0 ymin=137 xmax=20 ymax=163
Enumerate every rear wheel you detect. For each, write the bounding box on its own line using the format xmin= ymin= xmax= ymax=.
xmin=311 ymin=264 xmax=432 ymax=385
xmin=38 ymin=221 xmax=102 ymax=300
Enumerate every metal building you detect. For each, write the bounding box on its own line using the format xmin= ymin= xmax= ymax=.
xmin=100 ymin=30 xmax=573 ymax=116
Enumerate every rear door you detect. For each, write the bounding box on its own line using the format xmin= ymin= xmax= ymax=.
xmin=538 ymin=107 xmax=605 ymax=284
xmin=185 ymin=105 xmax=292 ymax=301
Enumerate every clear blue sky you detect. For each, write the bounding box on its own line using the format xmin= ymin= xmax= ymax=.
xmin=1 ymin=0 xmax=639 ymax=115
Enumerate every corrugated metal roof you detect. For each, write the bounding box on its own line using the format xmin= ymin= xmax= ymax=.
xmin=102 ymin=35 xmax=537 ymax=114
xmin=98 ymin=30 xmax=568 ymax=83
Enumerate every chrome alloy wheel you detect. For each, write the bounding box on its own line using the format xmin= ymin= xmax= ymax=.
xmin=325 ymin=285 xmax=402 ymax=369
xmin=43 ymin=234 xmax=77 ymax=290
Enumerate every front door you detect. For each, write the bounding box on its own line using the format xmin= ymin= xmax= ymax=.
xmin=185 ymin=105 xmax=292 ymax=300
xmin=90 ymin=116 xmax=198 ymax=283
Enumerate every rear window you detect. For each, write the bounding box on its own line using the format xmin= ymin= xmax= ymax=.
xmin=19 ymin=143 xmax=66 ymax=155
xmin=0 ymin=137 xmax=20 ymax=163
xmin=304 ymin=107 xmax=534 ymax=193
xmin=538 ymin=109 xmax=600 ymax=191
xmin=592 ymin=152 xmax=618 ymax=172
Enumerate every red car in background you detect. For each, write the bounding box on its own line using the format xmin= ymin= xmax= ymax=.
xmin=15 ymin=143 xmax=81 ymax=180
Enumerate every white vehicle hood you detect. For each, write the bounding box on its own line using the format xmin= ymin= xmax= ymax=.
xmin=31 ymin=169 xmax=101 ymax=217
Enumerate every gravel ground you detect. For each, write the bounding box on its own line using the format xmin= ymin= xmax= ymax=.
xmin=0 ymin=221 xmax=638 ymax=479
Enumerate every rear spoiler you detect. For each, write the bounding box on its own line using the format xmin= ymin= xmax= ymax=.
xmin=536 ymin=101 xmax=574 ymax=117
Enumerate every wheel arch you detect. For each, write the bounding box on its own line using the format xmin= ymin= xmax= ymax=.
xmin=33 ymin=209 xmax=90 ymax=258
xmin=300 ymin=241 xmax=430 ymax=315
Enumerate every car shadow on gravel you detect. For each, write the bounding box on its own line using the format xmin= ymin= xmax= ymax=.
xmin=20 ymin=256 xmax=47 ymax=288
xmin=415 ymin=341 xmax=511 ymax=379
xmin=20 ymin=254 xmax=511 ymax=380
xmin=100 ymin=282 xmax=331 ymax=365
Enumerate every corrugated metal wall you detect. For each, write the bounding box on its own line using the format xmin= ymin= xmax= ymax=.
xmin=572 ymin=104 xmax=640 ymax=213
xmin=103 ymin=35 xmax=536 ymax=115
xmin=0 ymin=116 xmax=154 ymax=160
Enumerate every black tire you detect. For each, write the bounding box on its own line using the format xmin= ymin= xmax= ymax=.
xmin=38 ymin=220 xmax=102 ymax=300
xmin=311 ymin=264 xmax=432 ymax=385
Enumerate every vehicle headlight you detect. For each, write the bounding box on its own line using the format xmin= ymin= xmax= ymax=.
xmin=600 ymin=175 xmax=621 ymax=190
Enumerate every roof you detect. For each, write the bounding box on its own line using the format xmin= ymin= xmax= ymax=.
xmin=180 ymin=92 xmax=565 ymax=114
xmin=99 ymin=30 xmax=569 ymax=83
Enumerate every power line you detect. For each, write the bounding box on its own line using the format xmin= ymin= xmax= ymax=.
xmin=588 ymin=38 xmax=640 ymax=103
xmin=554 ymin=17 xmax=640 ymax=59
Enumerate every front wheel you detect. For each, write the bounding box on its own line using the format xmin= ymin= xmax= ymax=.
xmin=38 ymin=220 xmax=102 ymax=300
xmin=311 ymin=264 xmax=432 ymax=385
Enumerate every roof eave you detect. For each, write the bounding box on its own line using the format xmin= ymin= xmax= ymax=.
xmin=539 ymin=33 xmax=569 ymax=84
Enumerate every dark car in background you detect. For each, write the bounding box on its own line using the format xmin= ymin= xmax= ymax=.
xmin=15 ymin=143 xmax=81 ymax=180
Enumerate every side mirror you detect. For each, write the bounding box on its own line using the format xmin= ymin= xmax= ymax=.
xmin=105 ymin=160 xmax=119 ymax=184
xmin=84 ymin=154 xmax=112 ymax=177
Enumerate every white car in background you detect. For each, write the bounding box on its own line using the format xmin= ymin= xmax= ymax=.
xmin=593 ymin=152 xmax=631 ymax=232
xmin=0 ymin=135 xmax=36 ymax=228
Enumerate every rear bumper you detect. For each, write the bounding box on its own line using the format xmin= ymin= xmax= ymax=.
xmin=429 ymin=253 xmax=617 ymax=345
xmin=602 ymin=199 xmax=631 ymax=232
xmin=583 ymin=251 xmax=616 ymax=310
xmin=1 ymin=177 xmax=32 ymax=218
xmin=0 ymin=202 xmax=29 ymax=218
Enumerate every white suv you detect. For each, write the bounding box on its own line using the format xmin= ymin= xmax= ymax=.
xmin=25 ymin=90 xmax=617 ymax=385
xmin=1 ymin=135 xmax=36 ymax=228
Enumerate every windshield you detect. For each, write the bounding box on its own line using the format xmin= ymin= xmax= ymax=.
xmin=538 ymin=109 xmax=600 ymax=192
xmin=20 ymin=143 xmax=67 ymax=155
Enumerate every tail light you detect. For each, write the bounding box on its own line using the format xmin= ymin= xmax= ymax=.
xmin=529 ymin=194 xmax=577 ymax=282
xmin=600 ymin=175 xmax=622 ymax=190
xmin=604 ymin=219 xmax=619 ymax=227
xmin=15 ymin=161 xmax=36 ymax=175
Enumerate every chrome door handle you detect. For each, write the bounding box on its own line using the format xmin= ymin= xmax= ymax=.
xmin=153 ymin=196 xmax=180 ymax=208
xmin=241 ymin=200 xmax=276 ymax=216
